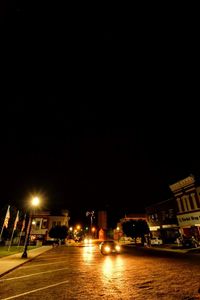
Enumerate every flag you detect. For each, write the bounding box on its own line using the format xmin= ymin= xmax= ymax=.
xmin=21 ymin=214 xmax=26 ymax=231
xmin=13 ymin=211 xmax=19 ymax=231
xmin=3 ymin=205 xmax=10 ymax=228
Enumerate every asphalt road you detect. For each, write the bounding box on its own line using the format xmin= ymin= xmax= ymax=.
xmin=0 ymin=245 xmax=200 ymax=300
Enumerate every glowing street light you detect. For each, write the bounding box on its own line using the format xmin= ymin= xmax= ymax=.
xmin=91 ymin=226 xmax=96 ymax=238
xmin=21 ymin=196 xmax=40 ymax=259
xmin=116 ymin=226 xmax=120 ymax=241
xmin=32 ymin=197 xmax=40 ymax=207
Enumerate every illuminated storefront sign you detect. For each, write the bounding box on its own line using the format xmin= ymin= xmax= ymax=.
xmin=162 ymin=224 xmax=177 ymax=228
xmin=177 ymin=212 xmax=200 ymax=227
xmin=149 ymin=226 xmax=160 ymax=231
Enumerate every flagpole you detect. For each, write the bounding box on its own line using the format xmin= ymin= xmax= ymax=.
xmin=8 ymin=228 xmax=15 ymax=251
xmin=18 ymin=213 xmax=26 ymax=247
xmin=0 ymin=205 xmax=10 ymax=242
xmin=8 ymin=210 xmax=19 ymax=251
xmin=0 ymin=226 xmax=4 ymax=242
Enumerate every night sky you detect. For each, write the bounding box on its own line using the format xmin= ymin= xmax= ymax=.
xmin=1 ymin=5 xmax=199 ymax=226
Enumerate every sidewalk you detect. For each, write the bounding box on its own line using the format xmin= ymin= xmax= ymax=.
xmin=124 ymin=243 xmax=200 ymax=254
xmin=0 ymin=246 xmax=52 ymax=277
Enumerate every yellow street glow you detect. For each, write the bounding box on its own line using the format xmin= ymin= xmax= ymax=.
xmin=32 ymin=197 xmax=40 ymax=206
xmin=115 ymin=245 xmax=120 ymax=251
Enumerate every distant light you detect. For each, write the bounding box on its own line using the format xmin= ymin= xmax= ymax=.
xmin=69 ymin=227 xmax=73 ymax=231
xmin=115 ymin=245 xmax=121 ymax=251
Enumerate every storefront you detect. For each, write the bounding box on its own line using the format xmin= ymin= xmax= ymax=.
xmin=146 ymin=198 xmax=179 ymax=243
xmin=177 ymin=211 xmax=200 ymax=239
xmin=169 ymin=175 xmax=200 ymax=240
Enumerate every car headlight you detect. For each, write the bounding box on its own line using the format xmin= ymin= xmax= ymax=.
xmin=104 ymin=246 xmax=111 ymax=252
xmin=115 ymin=245 xmax=121 ymax=251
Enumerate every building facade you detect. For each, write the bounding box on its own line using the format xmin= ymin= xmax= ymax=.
xmin=145 ymin=175 xmax=200 ymax=243
xmin=30 ymin=210 xmax=70 ymax=244
xmin=169 ymin=175 xmax=200 ymax=240
xmin=97 ymin=211 xmax=107 ymax=240
xmin=145 ymin=198 xmax=179 ymax=243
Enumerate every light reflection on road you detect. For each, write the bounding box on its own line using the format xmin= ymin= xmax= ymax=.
xmin=102 ymin=256 xmax=113 ymax=277
xmin=101 ymin=255 xmax=125 ymax=293
xmin=82 ymin=245 xmax=94 ymax=262
xmin=102 ymin=255 xmax=124 ymax=277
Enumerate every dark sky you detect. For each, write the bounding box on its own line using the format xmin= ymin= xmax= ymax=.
xmin=1 ymin=4 xmax=199 ymax=226
xmin=1 ymin=100 xmax=199 ymax=226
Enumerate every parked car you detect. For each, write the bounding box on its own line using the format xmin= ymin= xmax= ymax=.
xmin=182 ymin=237 xmax=199 ymax=248
xmin=150 ymin=237 xmax=163 ymax=245
xmin=66 ymin=239 xmax=76 ymax=245
xmin=99 ymin=240 xmax=121 ymax=255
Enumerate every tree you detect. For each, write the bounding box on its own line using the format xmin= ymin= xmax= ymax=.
xmin=49 ymin=225 xmax=68 ymax=243
xmin=122 ymin=220 xmax=150 ymax=244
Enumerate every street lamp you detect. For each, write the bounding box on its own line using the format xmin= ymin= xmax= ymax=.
xmin=92 ymin=227 xmax=96 ymax=238
xmin=116 ymin=226 xmax=120 ymax=241
xmin=76 ymin=225 xmax=81 ymax=230
xmin=21 ymin=196 xmax=40 ymax=258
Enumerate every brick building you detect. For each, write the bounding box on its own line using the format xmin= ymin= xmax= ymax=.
xmin=29 ymin=210 xmax=70 ymax=244
xmin=145 ymin=198 xmax=179 ymax=243
xmin=169 ymin=175 xmax=200 ymax=240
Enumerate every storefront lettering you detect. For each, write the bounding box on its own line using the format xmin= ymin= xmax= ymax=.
xmin=179 ymin=215 xmax=200 ymax=222
xmin=181 ymin=217 xmax=191 ymax=222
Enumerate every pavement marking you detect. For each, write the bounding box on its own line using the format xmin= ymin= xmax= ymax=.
xmin=1 ymin=280 xmax=69 ymax=300
xmin=0 ymin=267 xmax=69 ymax=282
xmin=21 ymin=260 xmax=69 ymax=268
xmin=34 ymin=255 xmax=70 ymax=261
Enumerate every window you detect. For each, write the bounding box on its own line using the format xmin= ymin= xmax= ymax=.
xmin=36 ymin=221 xmax=40 ymax=230
xmin=52 ymin=221 xmax=61 ymax=227
xmin=42 ymin=219 xmax=48 ymax=229
xmin=168 ymin=209 xmax=174 ymax=219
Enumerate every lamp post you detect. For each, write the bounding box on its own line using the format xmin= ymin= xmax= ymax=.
xmin=21 ymin=196 xmax=40 ymax=259
xmin=86 ymin=211 xmax=95 ymax=237
xmin=117 ymin=226 xmax=120 ymax=241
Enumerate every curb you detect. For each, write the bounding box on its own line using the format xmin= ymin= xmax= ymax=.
xmin=0 ymin=246 xmax=52 ymax=278
xmin=0 ymin=258 xmax=34 ymax=278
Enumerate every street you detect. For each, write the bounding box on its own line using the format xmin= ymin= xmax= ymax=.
xmin=0 ymin=244 xmax=200 ymax=300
